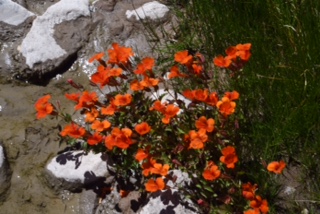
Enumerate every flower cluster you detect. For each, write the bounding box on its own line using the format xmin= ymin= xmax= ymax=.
xmin=213 ymin=43 xmax=252 ymax=75
xmin=35 ymin=42 xmax=286 ymax=213
xmin=242 ymin=182 xmax=269 ymax=214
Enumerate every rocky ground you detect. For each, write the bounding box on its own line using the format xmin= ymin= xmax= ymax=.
xmin=0 ymin=0 xmax=184 ymax=213
xmin=0 ymin=0 xmax=309 ymax=213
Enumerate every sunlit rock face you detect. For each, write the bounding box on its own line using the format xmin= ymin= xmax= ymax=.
xmin=95 ymin=170 xmax=198 ymax=214
xmin=126 ymin=1 xmax=170 ymax=22
xmin=19 ymin=0 xmax=91 ymax=82
xmin=45 ymin=150 xmax=112 ymax=192
xmin=138 ymin=188 xmax=198 ymax=214
xmin=0 ymin=0 xmax=35 ymax=79
xmin=0 ymin=0 xmax=35 ymax=26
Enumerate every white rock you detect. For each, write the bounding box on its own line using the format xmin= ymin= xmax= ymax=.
xmin=283 ymin=186 xmax=296 ymax=195
xmin=0 ymin=145 xmax=4 ymax=169
xmin=46 ymin=150 xmax=108 ymax=183
xmin=150 ymin=88 xmax=191 ymax=113
xmin=126 ymin=1 xmax=169 ymax=21
xmin=166 ymin=169 xmax=192 ymax=188
xmin=138 ymin=189 xmax=198 ymax=214
xmin=0 ymin=0 xmax=35 ymax=26
xmin=20 ymin=0 xmax=90 ymax=68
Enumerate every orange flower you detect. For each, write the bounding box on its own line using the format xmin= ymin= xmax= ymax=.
xmin=250 ymin=195 xmax=269 ymax=214
xmin=168 ymin=65 xmax=187 ymax=79
xmin=134 ymin=57 xmax=155 ymax=75
xmin=60 ymin=123 xmax=86 ymax=139
xmin=65 ymin=93 xmax=80 ymax=103
xmin=162 ymin=104 xmax=180 ymax=124
xmin=130 ymin=79 xmax=145 ymax=91
xmin=174 ymin=50 xmax=193 ymax=65
xmin=85 ymin=107 xmax=99 ymax=123
xmin=113 ymin=94 xmax=132 ymax=107
xmin=149 ymin=100 xmax=166 ymax=113
xmin=35 ymin=95 xmax=55 ymax=119
xmin=237 ymin=50 xmax=251 ymax=61
xmin=91 ymin=120 xmax=111 ymax=132
xmin=188 ymin=129 xmax=208 ymax=149
xmin=135 ymin=122 xmax=151 ymax=135
xmin=105 ymin=127 xmax=133 ymax=150
xmin=216 ymin=97 xmax=236 ymax=116
xmin=107 ymin=43 xmax=134 ymax=65
xmin=104 ymin=134 xmax=116 ymax=150
xmin=135 ymin=147 xmax=150 ymax=162
xmin=88 ymin=52 xmax=105 ymax=63
xmin=267 ymin=160 xmax=286 ymax=174
xmin=145 ymin=177 xmax=165 ymax=193
xmin=140 ymin=77 xmax=159 ymax=88
xmin=236 ymin=43 xmax=252 ymax=61
xmin=213 ymin=55 xmax=232 ymax=68
xmin=108 ymin=68 xmax=123 ymax=77
xmin=192 ymin=63 xmax=203 ymax=74
xmin=75 ymin=91 xmax=98 ymax=110
xmin=91 ymin=68 xmax=109 ymax=88
xmin=225 ymin=91 xmax=240 ymax=101
xmin=243 ymin=209 xmax=260 ymax=214
xmin=202 ymin=161 xmax=221 ymax=181
xmin=150 ymin=163 xmax=170 ymax=176
xmin=205 ymin=92 xmax=219 ymax=106
xmin=91 ymin=65 xmax=120 ymax=88
xmin=225 ymin=46 xmax=238 ymax=60
xmin=193 ymin=89 xmax=209 ymax=102
xmin=220 ymin=146 xmax=238 ymax=168
xmin=120 ymin=190 xmax=129 ymax=198
xmin=236 ymin=43 xmax=251 ymax=51
xmin=87 ymin=132 xmax=103 ymax=145
xmin=226 ymin=43 xmax=252 ymax=62
xmin=183 ymin=90 xmax=196 ymax=101
xmin=195 ymin=116 xmax=215 ymax=133
xmin=142 ymin=158 xmax=157 ymax=176
xmin=242 ymin=182 xmax=258 ymax=200
xmin=101 ymin=100 xmax=117 ymax=115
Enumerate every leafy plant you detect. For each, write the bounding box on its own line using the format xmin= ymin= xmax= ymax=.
xmin=35 ymin=42 xmax=286 ymax=213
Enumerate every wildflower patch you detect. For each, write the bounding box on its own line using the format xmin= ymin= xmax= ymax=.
xmin=36 ymin=42 xmax=286 ymax=213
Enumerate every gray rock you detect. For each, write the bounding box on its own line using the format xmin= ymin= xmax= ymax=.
xmin=0 ymin=0 xmax=35 ymax=26
xmin=166 ymin=169 xmax=192 ymax=189
xmin=19 ymin=0 xmax=91 ymax=82
xmin=126 ymin=1 xmax=170 ymax=22
xmin=118 ymin=191 xmax=141 ymax=214
xmin=45 ymin=150 xmax=111 ymax=192
xmin=79 ymin=189 xmax=98 ymax=214
xmin=138 ymin=189 xmax=198 ymax=214
xmin=0 ymin=0 xmax=35 ymax=80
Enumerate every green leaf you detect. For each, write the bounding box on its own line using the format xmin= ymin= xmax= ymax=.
xmin=64 ymin=113 xmax=73 ymax=123
xmin=165 ymin=127 xmax=172 ymax=132
xmin=196 ymin=184 xmax=203 ymax=189
xmin=176 ymin=127 xmax=186 ymax=134
xmin=204 ymin=185 xmax=214 ymax=192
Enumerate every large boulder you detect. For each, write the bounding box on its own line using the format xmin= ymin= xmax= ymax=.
xmin=45 ymin=150 xmax=112 ymax=192
xmin=0 ymin=0 xmax=35 ymax=81
xmin=0 ymin=0 xmax=35 ymax=26
xmin=18 ymin=0 xmax=91 ymax=83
